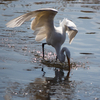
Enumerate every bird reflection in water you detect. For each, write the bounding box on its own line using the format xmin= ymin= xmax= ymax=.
xmin=41 ymin=59 xmax=71 ymax=81
xmin=27 ymin=68 xmax=71 ymax=100
xmin=41 ymin=67 xmax=70 ymax=83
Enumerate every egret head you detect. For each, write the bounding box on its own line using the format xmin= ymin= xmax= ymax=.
xmin=60 ymin=47 xmax=70 ymax=61
xmin=60 ymin=47 xmax=71 ymax=68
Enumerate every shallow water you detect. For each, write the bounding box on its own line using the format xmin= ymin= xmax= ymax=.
xmin=0 ymin=0 xmax=100 ymax=100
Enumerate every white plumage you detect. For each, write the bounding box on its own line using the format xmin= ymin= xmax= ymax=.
xmin=6 ymin=8 xmax=77 ymax=44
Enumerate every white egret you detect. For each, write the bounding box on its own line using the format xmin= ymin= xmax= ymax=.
xmin=6 ymin=8 xmax=78 ymax=78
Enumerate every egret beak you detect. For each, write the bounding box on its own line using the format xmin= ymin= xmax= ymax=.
xmin=66 ymin=57 xmax=70 ymax=79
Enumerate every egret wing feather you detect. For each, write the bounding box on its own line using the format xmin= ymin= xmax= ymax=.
xmin=67 ymin=30 xmax=77 ymax=44
xmin=34 ymin=26 xmax=47 ymax=41
xmin=31 ymin=9 xmax=57 ymax=41
xmin=6 ymin=11 xmax=38 ymax=28
xmin=60 ymin=18 xmax=78 ymax=44
xmin=6 ymin=8 xmax=57 ymax=42
xmin=66 ymin=19 xmax=78 ymax=44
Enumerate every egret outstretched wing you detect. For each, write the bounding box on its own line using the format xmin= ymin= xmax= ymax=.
xmin=6 ymin=11 xmax=38 ymax=28
xmin=6 ymin=8 xmax=58 ymax=41
xmin=66 ymin=19 xmax=78 ymax=44
xmin=60 ymin=18 xmax=78 ymax=44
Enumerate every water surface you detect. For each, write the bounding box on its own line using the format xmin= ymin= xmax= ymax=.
xmin=0 ymin=0 xmax=100 ymax=100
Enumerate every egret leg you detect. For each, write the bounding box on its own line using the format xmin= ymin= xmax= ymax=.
xmin=42 ymin=43 xmax=47 ymax=59
xmin=41 ymin=67 xmax=46 ymax=77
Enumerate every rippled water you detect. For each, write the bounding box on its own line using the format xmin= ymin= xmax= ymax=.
xmin=0 ymin=0 xmax=100 ymax=100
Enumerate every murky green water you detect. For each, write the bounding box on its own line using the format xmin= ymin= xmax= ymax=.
xmin=0 ymin=0 xmax=100 ymax=100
